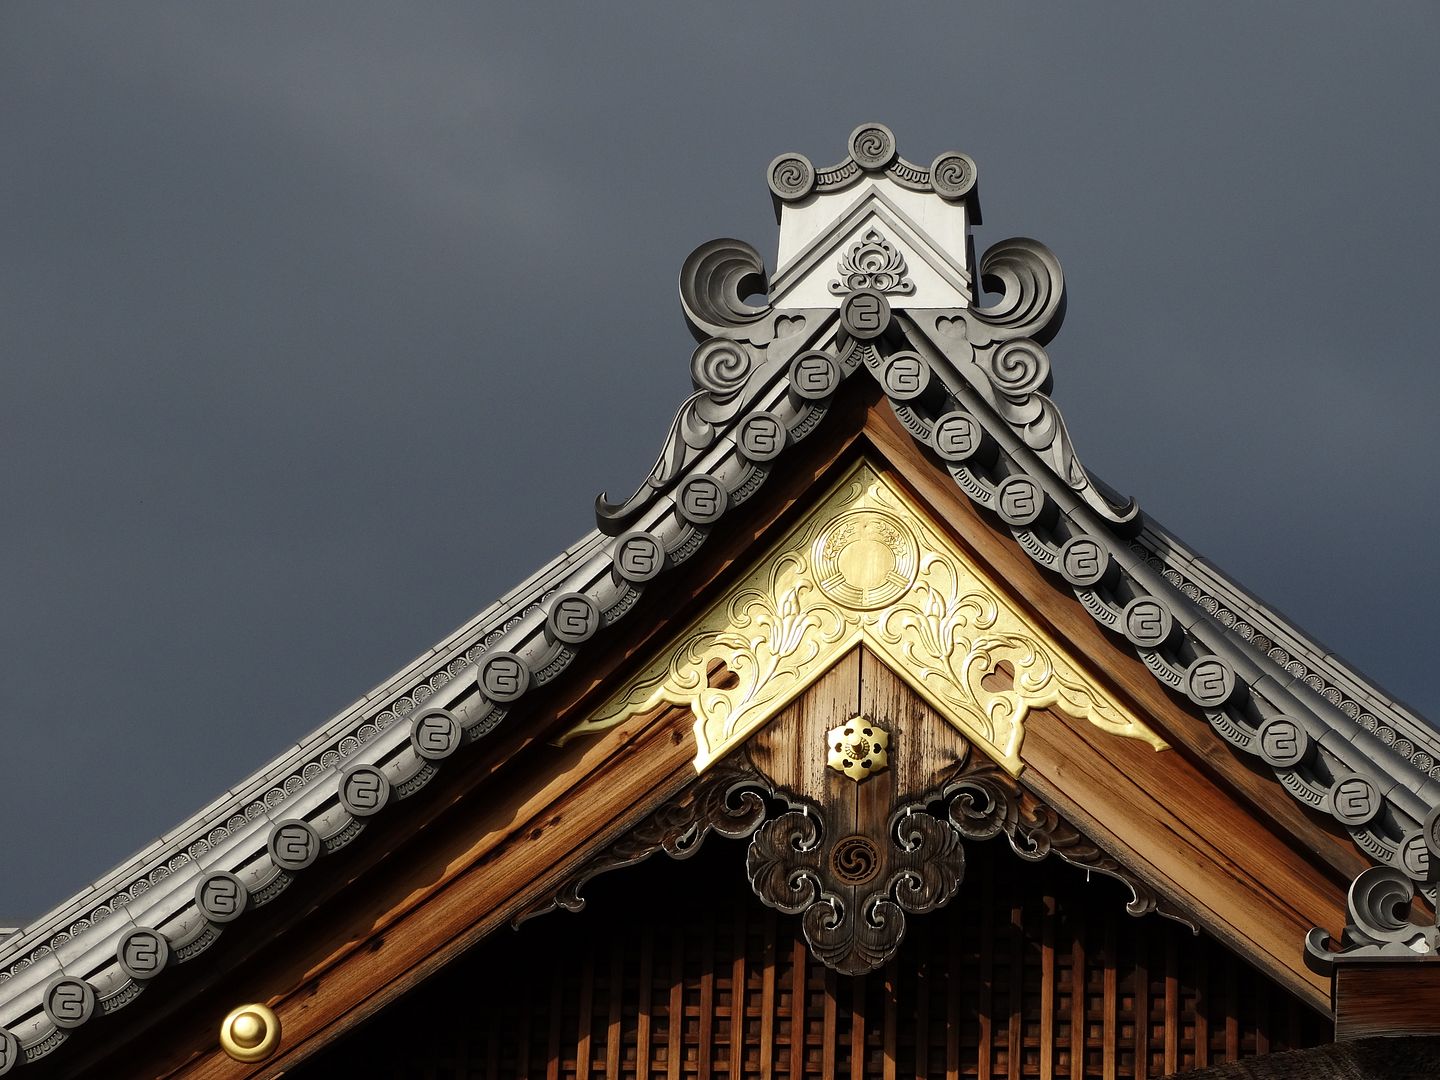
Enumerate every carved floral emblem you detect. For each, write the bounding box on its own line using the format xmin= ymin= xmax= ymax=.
xmin=829 ymin=228 xmax=915 ymax=295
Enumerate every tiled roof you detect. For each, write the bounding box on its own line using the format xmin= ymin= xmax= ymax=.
xmin=0 ymin=126 xmax=1432 ymax=1069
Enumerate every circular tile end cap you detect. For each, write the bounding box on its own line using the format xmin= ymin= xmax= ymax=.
xmin=43 ymin=975 xmax=96 ymax=1030
xmin=411 ymin=707 xmax=463 ymax=761
xmin=995 ymin=475 xmax=1046 ymax=527
xmin=849 ymin=123 xmax=897 ymax=169
xmin=839 ymin=289 xmax=891 ymax=341
xmin=547 ymin=591 xmax=601 ymax=645
xmin=478 ymin=650 xmax=530 ymax=703
xmin=1255 ymin=715 xmax=1310 ymax=768
xmin=677 ymin=475 xmax=728 ymax=526
xmin=268 ymin=819 xmax=320 ymax=871
xmin=614 ymin=530 xmax=665 ymax=584
xmin=767 ymin=152 xmax=815 ymax=201
xmin=1422 ymin=802 xmax=1440 ymax=859
xmin=737 ymin=412 xmax=787 ymax=463
xmin=1058 ymin=536 xmax=1109 ymax=588
xmin=1184 ymin=656 xmax=1238 ymax=707
xmin=116 ymin=927 xmax=170 ymax=981
xmin=930 ymin=152 xmax=978 ymax=200
xmin=195 ymin=870 xmax=249 ymax=924
xmin=1120 ymin=597 xmax=1174 ymax=649
xmin=931 ymin=411 xmax=983 ymax=462
xmin=881 ymin=352 xmax=929 ymax=401
xmin=1330 ymin=775 xmax=1382 ymax=827
xmin=340 ymin=763 xmax=391 ymax=817
xmin=1400 ymin=829 xmax=1434 ymax=882
xmin=0 ymin=1027 xmax=19 ymax=1075
xmin=788 ymin=351 xmax=841 ymax=401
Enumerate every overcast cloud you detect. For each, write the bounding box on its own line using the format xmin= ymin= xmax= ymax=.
xmin=1 ymin=4 xmax=1436 ymax=920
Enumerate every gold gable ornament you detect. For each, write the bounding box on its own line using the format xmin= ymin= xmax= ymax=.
xmin=560 ymin=461 xmax=1167 ymax=774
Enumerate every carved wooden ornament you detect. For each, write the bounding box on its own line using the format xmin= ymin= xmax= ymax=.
xmin=523 ymin=737 xmax=1194 ymax=976
xmin=561 ymin=459 xmax=1167 ymax=774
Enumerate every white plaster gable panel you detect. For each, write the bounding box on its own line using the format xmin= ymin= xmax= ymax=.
xmin=770 ymin=199 xmax=972 ymax=309
xmin=776 ymin=176 xmax=969 ymax=279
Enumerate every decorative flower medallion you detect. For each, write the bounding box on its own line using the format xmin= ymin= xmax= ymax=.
xmin=827 ymin=717 xmax=890 ymax=781
xmin=829 ymin=228 xmax=915 ymax=296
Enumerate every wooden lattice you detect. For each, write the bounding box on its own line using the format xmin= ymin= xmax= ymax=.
xmin=301 ymin=829 xmax=1328 ymax=1079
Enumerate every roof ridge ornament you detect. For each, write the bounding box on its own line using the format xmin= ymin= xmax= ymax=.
xmin=767 ymin=123 xmax=979 ymax=214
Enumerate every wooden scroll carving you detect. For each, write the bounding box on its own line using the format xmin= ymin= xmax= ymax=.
xmin=521 ymin=741 xmax=1194 ymax=974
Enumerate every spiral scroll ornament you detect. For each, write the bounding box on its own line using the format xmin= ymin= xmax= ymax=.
xmin=1306 ymin=864 xmax=1440 ymax=966
xmin=849 ymin=123 xmax=897 ymax=170
xmin=971 ymin=238 xmax=1067 ymax=345
xmin=678 ymin=238 xmax=770 ymax=340
xmin=930 ymin=152 xmax=978 ymax=200
xmin=689 ymin=338 xmax=751 ymax=399
xmin=767 ymin=153 xmax=816 ymax=201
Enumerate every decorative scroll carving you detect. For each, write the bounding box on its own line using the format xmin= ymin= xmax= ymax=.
xmin=513 ymin=762 xmax=772 ymax=926
xmin=595 ymin=335 xmax=758 ymax=531
xmin=766 ymin=124 xmax=979 ymax=205
xmin=678 ymin=238 xmax=771 ymax=340
xmin=1306 ymin=866 xmax=1440 ymax=968
xmin=969 ymin=237 xmax=1067 ymax=345
xmin=748 ymin=805 xmax=962 ymax=974
xmin=940 ymin=757 xmax=1196 ymax=930
xmin=829 ymin=228 xmax=914 ymax=296
xmin=525 ymin=741 xmax=1194 ymax=976
xmin=565 ymin=460 xmax=1167 ymax=774
xmin=917 ymin=239 xmax=1139 ymax=524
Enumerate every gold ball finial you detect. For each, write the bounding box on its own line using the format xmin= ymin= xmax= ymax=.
xmin=219 ymin=1003 xmax=280 ymax=1063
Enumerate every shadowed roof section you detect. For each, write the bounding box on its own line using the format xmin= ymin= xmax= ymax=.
xmin=1176 ymin=1037 xmax=1440 ymax=1079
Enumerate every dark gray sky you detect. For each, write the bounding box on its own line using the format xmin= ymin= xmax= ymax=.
xmin=2 ymin=5 xmax=1437 ymax=920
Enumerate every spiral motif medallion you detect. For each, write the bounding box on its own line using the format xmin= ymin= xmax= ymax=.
xmin=830 ymin=834 xmax=881 ymax=886
xmin=930 ymin=152 xmax=978 ymax=199
xmin=767 ymin=153 xmax=816 ymax=201
xmin=848 ymin=123 xmax=896 ymax=170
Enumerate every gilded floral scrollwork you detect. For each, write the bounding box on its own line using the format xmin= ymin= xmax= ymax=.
xmin=561 ymin=460 xmax=1167 ymax=774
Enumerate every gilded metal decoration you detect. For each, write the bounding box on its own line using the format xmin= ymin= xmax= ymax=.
xmin=561 ymin=460 xmax=1168 ymax=774
xmin=219 ymin=1003 xmax=281 ymax=1064
xmin=827 ymin=718 xmax=890 ymax=781
xmin=829 ymin=228 xmax=915 ymax=296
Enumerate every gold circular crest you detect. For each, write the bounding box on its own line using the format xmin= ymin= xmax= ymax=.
xmin=813 ymin=509 xmax=919 ymax=611
xmin=219 ymin=1003 xmax=281 ymax=1063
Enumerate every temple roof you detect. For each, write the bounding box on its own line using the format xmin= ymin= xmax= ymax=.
xmin=0 ymin=124 xmax=1435 ymax=1071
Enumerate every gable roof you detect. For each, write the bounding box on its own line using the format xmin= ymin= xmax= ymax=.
xmin=0 ymin=123 xmax=1435 ymax=1072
